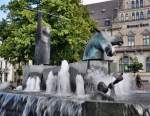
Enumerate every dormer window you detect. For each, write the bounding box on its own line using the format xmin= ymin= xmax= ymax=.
xmin=101 ymin=9 xmax=106 ymax=13
xmin=104 ymin=19 xmax=111 ymax=26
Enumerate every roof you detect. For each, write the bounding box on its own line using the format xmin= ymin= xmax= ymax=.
xmin=86 ymin=0 xmax=119 ymax=28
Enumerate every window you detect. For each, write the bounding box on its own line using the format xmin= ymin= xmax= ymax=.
xmin=125 ymin=13 xmax=129 ymax=21
xmin=136 ymin=0 xmax=139 ymax=8
xmin=132 ymin=0 xmax=135 ymax=8
xmin=104 ymin=19 xmax=111 ymax=26
xmin=136 ymin=12 xmax=140 ymax=20
xmin=132 ymin=12 xmax=135 ymax=20
xmin=140 ymin=0 xmax=143 ymax=7
xmin=128 ymin=36 xmax=135 ymax=46
xmin=119 ymin=56 xmax=133 ymax=72
xmin=146 ymin=57 xmax=150 ymax=72
xmin=121 ymin=13 xmax=124 ymax=21
xmin=147 ymin=9 xmax=150 ymax=18
xmin=140 ymin=11 xmax=144 ymax=19
xmin=143 ymin=35 xmax=150 ymax=45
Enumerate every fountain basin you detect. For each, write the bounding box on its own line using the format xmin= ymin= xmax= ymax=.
xmin=0 ymin=90 xmax=150 ymax=116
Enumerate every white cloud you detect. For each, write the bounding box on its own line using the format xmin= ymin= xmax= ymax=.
xmin=82 ymin=0 xmax=111 ymax=5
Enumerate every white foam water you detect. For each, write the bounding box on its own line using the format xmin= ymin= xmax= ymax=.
xmin=0 ymin=82 xmax=11 ymax=90
xmin=25 ymin=76 xmax=41 ymax=92
xmin=57 ymin=60 xmax=71 ymax=95
xmin=76 ymin=74 xmax=85 ymax=96
xmin=86 ymin=68 xmax=133 ymax=96
xmin=46 ymin=71 xmax=57 ymax=94
xmin=35 ymin=76 xmax=41 ymax=91
xmin=115 ymin=73 xmax=133 ymax=96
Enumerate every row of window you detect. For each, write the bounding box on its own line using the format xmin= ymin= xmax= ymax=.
xmin=131 ymin=0 xmax=143 ymax=8
xmin=120 ymin=9 xmax=150 ymax=21
xmin=127 ymin=35 xmax=150 ymax=46
xmin=119 ymin=56 xmax=150 ymax=72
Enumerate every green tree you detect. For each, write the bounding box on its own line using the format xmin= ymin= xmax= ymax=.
xmin=128 ymin=57 xmax=143 ymax=73
xmin=0 ymin=0 xmax=95 ymax=65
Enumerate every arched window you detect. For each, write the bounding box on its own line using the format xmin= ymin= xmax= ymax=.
xmin=146 ymin=57 xmax=150 ymax=72
xmin=132 ymin=12 xmax=135 ymax=20
xmin=125 ymin=13 xmax=129 ymax=21
xmin=136 ymin=12 xmax=140 ymax=20
xmin=136 ymin=0 xmax=139 ymax=8
xmin=147 ymin=9 xmax=150 ymax=18
xmin=119 ymin=56 xmax=133 ymax=72
xmin=121 ymin=13 xmax=124 ymax=21
xmin=140 ymin=0 xmax=143 ymax=7
xmin=140 ymin=11 xmax=144 ymax=19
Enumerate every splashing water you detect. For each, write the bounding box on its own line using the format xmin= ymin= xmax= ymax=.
xmin=86 ymin=68 xmax=133 ymax=96
xmin=46 ymin=71 xmax=57 ymax=94
xmin=57 ymin=60 xmax=71 ymax=95
xmin=25 ymin=76 xmax=41 ymax=92
xmin=25 ymin=77 xmax=33 ymax=91
xmin=0 ymin=82 xmax=11 ymax=90
xmin=76 ymin=75 xmax=85 ymax=96
xmin=114 ymin=73 xmax=133 ymax=96
xmin=35 ymin=76 xmax=41 ymax=91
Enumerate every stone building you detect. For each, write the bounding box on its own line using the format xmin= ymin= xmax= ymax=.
xmin=0 ymin=37 xmax=14 ymax=82
xmin=87 ymin=0 xmax=150 ymax=74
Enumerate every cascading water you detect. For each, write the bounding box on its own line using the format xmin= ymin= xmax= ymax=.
xmin=1 ymin=60 xmax=150 ymax=116
xmin=76 ymin=75 xmax=85 ymax=96
xmin=57 ymin=60 xmax=71 ymax=95
xmin=0 ymin=92 xmax=83 ymax=116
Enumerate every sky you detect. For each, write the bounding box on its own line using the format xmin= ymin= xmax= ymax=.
xmin=82 ymin=0 xmax=111 ymax=5
xmin=0 ymin=0 xmax=10 ymax=21
xmin=0 ymin=0 xmax=111 ymax=21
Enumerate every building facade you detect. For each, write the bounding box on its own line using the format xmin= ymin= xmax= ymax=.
xmin=87 ymin=0 xmax=150 ymax=74
xmin=0 ymin=37 xmax=14 ymax=82
xmin=0 ymin=58 xmax=14 ymax=82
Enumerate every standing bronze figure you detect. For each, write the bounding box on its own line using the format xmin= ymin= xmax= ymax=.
xmin=34 ymin=26 xmax=51 ymax=65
